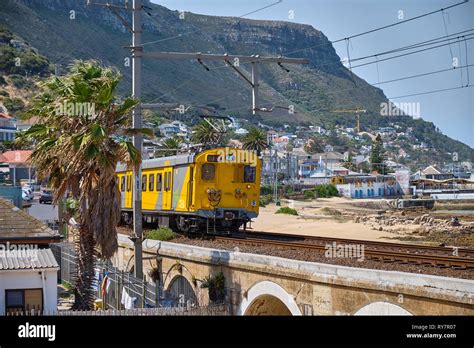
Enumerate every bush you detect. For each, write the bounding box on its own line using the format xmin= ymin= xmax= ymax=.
xmin=9 ymin=74 xmax=34 ymax=89
xmin=275 ymin=207 xmax=298 ymax=215
xmin=0 ymin=89 xmax=9 ymax=97
xmin=314 ymin=184 xmax=339 ymax=198
xmin=145 ymin=227 xmax=177 ymax=241
xmin=201 ymin=272 xmax=225 ymax=303
xmin=304 ymin=190 xmax=315 ymax=200
xmin=259 ymin=194 xmax=273 ymax=207
xmin=2 ymin=97 xmax=24 ymax=114
xmin=260 ymin=184 xmax=273 ymax=195
xmin=0 ymin=75 xmax=6 ymax=85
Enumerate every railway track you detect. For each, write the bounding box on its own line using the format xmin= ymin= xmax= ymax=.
xmin=214 ymin=232 xmax=474 ymax=269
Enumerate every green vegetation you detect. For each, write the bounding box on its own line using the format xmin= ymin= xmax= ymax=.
xmin=259 ymin=194 xmax=273 ymax=207
xmin=242 ymin=127 xmax=268 ymax=154
xmin=155 ymin=136 xmax=182 ymax=157
xmin=304 ymin=190 xmax=316 ymax=200
xmin=9 ymin=74 xmax=35 ymax=89
xmin=314 ymin=184 xmax=339 ymax=198
xmin=19 ymin=60 xmax=150 ymax=310
xmin=275 ymin=207 xmax=298 ymax=215
xmin=192 ymin=119 xmax=225 ymax=146
xmin=260 ymin=184 xmax=273 ymax=195
xmin=1 ymin=97 xmax=24 ymax=114
xmin=370 ymin=134 xmax=388 ymax=174
xmin=145 ymin=227 xmax=177 ymax=241
xmin=201 ymin=272 xmax=225 ymax=303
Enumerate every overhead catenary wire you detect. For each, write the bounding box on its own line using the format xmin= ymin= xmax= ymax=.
xmin=141 ymin=0 xmax=284 ymax=46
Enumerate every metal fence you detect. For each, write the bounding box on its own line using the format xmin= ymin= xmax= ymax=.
xmin=50 ymin=243 xmax=229 ymax=315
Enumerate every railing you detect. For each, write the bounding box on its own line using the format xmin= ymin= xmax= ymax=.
xmin=50 ymin=243 xmax=230 ymax=315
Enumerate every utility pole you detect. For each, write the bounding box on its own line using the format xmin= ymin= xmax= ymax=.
xmin=88 ymin=0 xmax=143 ymax=279
xmin=131 ymin=0 xmax=143 ymax=279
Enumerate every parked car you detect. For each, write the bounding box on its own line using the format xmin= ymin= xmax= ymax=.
xmin=39 ymin=191 xmax=53 ymax=204
xmin=22 ymin=187 xmax=34 ymax=201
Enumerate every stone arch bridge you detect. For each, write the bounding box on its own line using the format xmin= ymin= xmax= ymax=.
xmin=113 ymin=235 xmax=473 ymax=315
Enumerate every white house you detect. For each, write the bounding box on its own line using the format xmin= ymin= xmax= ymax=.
xmin=0 ymin=198 xmax=61 ymax=315
xmin=0 ymin=248 xmax=59 ymax=315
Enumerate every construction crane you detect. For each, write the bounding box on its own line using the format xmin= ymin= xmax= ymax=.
xmin=331 ymin=108 xmax=366 ymax=133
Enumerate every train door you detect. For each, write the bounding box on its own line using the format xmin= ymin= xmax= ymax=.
xmin=162 ymin=167 xmax=173 ymax=210
xmin=126 ymin=173 xmax=133 ymax=208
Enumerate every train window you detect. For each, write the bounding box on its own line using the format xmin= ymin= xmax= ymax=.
xmin=207 ymin=155 xmax=220 ymax=162
xmin=126 ymin=175 xmax=131 ymax=192
xmin=149 ymin=174 xmax=155 ymax=192
xmin=167 ymin=171 xmax=171 ymax=191
xmin=201 ymin=163 xmax=215 ymax=181
xmin=141 ymin=175 xmax=147 ymax=192
xmin=120 ymin=176 xmax=125 ymax=192
xmin=157 ymin=174 xmax=162 ymax=191
xmin=243 ymin=165 xmax=256 ymax=183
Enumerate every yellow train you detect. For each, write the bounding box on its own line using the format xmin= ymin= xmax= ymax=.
xmin=116 ymin=147 xmax=261 ymax=233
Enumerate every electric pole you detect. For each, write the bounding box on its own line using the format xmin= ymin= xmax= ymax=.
xmin=131 ymin=0 xmax=143 ymax=279
xmin=88 ymin=0 xmax=143 ymax=279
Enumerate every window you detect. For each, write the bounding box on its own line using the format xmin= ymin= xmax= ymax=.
xmin=207 ymin=155 xmax=220 ymax=162
xmin=149 ymin=174 xmax=155 ymax=192
xmin=157 ymin=174 xmax=162 ymax=191
xmin=141 ymin=175 xmax=147 ymax=192
xmin=167 ymin=171 xmax=171 ymax=190
xmin=243 ymin=165 xmax=256 ymax=183
xmin=201 ymin=163 xmax=215 ymax=181
xmin=126 ymin=175 xmax=131 ymax=192
xmin=121 ymin=176 xmax=125 ymax=192
xmin=164 ymin=172 xmax=168 ymax=191
xmin=5 ymin=289 xmax=43 ymax=314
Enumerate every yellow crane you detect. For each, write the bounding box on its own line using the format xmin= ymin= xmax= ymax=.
xmin=331 ymin=108 xmax=366 ymax=134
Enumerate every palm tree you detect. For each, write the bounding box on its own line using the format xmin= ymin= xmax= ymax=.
xmin=191 ymin=119 xmax=224 ymax=146
xmin=155 ymin=136 xmax=182 ymax=157
xmin=242 ymin=126 xmax=268 ymax=154
xmin=20 ymin=60 xmax=152 ymax=310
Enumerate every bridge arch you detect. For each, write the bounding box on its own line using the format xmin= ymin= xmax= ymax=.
xmin=238 ymin=281 xmax=302 ymax=316
xmin=165 ymin=275 xmax=198 ymax=307
xmin=354 ymin=301 xmax=412 ymax=315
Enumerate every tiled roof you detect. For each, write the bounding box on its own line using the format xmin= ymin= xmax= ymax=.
xmin=0 ymin=150 xmax=32 ymax=164
xmin=0 ymin=248 xmax=59 ymax=270
xmin=0 ymin=198 xmax=60 ymax=241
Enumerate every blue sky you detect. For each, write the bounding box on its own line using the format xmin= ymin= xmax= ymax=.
xmin=152 ymin=0 xmax=474 ymax=148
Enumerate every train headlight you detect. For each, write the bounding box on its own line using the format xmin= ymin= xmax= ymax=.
xmin=246 ymin=184 xmax=251 ymax=189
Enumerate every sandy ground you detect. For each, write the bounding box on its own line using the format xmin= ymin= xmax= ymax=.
xmin=251 ymin=198 xmax=418 ymax=243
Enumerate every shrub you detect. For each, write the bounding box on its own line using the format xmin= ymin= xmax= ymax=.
xmin=259 ymin=194 xmax=273 ymax=207
xmin=0 ymin=75 xmax=6 ymax=85
xmin=9 ymin=74 xmax=34 ymax=89
xmin=145 ymin=227 xmax=177 ymax=241
xmin=260 ymin=184 xmax=273 ymax=195
xmin=275 ymin=207 xmax=298 ymax=215
xmin=0 ymin=89 xmax=9 ymax=96
xmin=304 ymin=190 xmax=315 ymax=200
xmin=201 ymin=272 xmax=225 ymax=303
xmin=314 ymin=184 xmax=339 ymax=198
xmin=2 ymin=97 xmax=24 ymax=114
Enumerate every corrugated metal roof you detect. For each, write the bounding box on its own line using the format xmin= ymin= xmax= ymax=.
xmin=0 ymin=248 xmax=59 ymax=270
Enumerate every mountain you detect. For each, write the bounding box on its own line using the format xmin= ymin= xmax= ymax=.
xmin=0 ymin=0 xmax=472 ymax=168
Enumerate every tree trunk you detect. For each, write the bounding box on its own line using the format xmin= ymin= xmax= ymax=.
xmin=71 ymin=224 xmax=96 ymax=310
